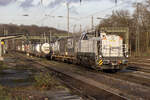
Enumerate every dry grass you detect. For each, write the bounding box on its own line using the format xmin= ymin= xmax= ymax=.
xmin=34 ymin=72 xmax=59 ymax=90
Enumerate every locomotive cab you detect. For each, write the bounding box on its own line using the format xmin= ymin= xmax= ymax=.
xmin=77 ymin=31 xmax=128 ymax=70
xmin=96 ymin=32 xmax=128 ymax=70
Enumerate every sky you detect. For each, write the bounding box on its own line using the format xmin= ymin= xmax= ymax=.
xmin=0 ymin=0 xmax=143 ymax=32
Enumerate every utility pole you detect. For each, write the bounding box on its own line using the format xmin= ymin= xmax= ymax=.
xmin=80 ymin=24 xmax=82 ymax=34
xmin=147 ymin=32 xmax=149 ymax=51
xmin=40 ymin=34 xmax=43 ymax=44
xmin=130 ymin=41 xmax=132 ymax=56
xmin=49 ymin=30 xmax=52 ymax=44
xmin=67 ymin=3 xmax=70 ymax=37
xmin=136 ymin=3 xmax=140 ymax=56
xmin=43 ymin=33 xmax=45 ymax=43
xmin=73 ymin=24 xmax=76 ymax=34
xmin=44 ymin=32 xmax=46 ymax=43
xmin=42 ymin=33 xmax=43 ymax=43
xmin=4 ymin=29 xmax=8 ymax=54
xmin=91 ymin=16 xmax=94 ymax=30
xmin=0 ymin=39 xmax=2 ymax=60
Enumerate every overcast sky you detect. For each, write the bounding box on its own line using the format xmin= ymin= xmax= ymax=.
xmin=0 ymin=0 xmax=143 ymax=32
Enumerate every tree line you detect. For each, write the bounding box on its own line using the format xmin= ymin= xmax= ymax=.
xmin=99 ymin=0 xmax=150 ymax=56
xmin=0 ymin=24 xmax=67 ymax=36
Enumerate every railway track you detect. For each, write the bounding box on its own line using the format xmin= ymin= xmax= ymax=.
xmin=129 ymin=57 xmax=150 ymax=62
xmin=3 ymin=53 xmax=85 ymax=100
xmin=15 ymin=52 xmax=150 ymax=100
xmin=122 ymin=70 xmax=150 ymax=80
xmin=128 ymin=57 xmax=150 ymax=74
xmin=16 ymin=52 xmax=126 ymax=100
xmin=128 ymin=62 xmax=150 ymax=74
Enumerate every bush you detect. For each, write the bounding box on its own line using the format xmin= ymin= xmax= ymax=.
xmin=34 ymin=72 xmax=58 ymax=90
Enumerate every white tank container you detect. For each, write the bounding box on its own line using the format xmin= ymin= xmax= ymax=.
xmin=17 ymin=46 xmax=21 ymax=51
xmin=22 ymin=45 xmax=25 ymax=52
xmin=41 ymin=43 xmax=50 ymax=54
xmin=35 ymin=44 xmax=41 ymax=53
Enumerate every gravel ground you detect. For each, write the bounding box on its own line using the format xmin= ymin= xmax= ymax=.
xmin=0 ymin=52 xmax=84 ymax=100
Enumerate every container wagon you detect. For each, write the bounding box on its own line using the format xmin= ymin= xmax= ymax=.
xmin=51 ymin=36 xmax=79 ymax=63
xmin=17 ymin=42 xmax=50 ymax=58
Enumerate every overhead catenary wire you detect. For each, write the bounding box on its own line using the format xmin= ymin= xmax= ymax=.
xmin=37 ymin=0 xmax=139 ymax=32
xmin=38 ymin=0 xmax=129 ymax=27
xmin=80 ymin=0 xmax=135 ymax=19
xmin=73 ymin=0 xmax=136 ymax=31
xmin=36 ymin=0 xmax=63 ymax=25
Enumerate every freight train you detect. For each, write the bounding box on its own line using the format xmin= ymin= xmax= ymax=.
xmin=16 ymin=31 xmax=128 ymax=70
xmin=17 ymin=42 xmax=50 ymax=57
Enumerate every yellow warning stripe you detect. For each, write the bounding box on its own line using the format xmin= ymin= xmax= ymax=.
xmin=98 ymin=60 xmax=103 ymax=66
xmin=99 ymin=62 xmax=103 ymax=66
xmin=99 ymin=60 xmax=102 ymax=63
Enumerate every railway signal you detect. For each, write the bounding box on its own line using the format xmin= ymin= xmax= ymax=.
xmin=1 ymin=41 xmax=4 ymax=45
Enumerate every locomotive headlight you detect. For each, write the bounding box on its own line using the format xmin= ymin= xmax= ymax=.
xmin=126 ymin=54 xmax=128 ymax=58
xmin=99 ymin=55 xmax=102 ymax=58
